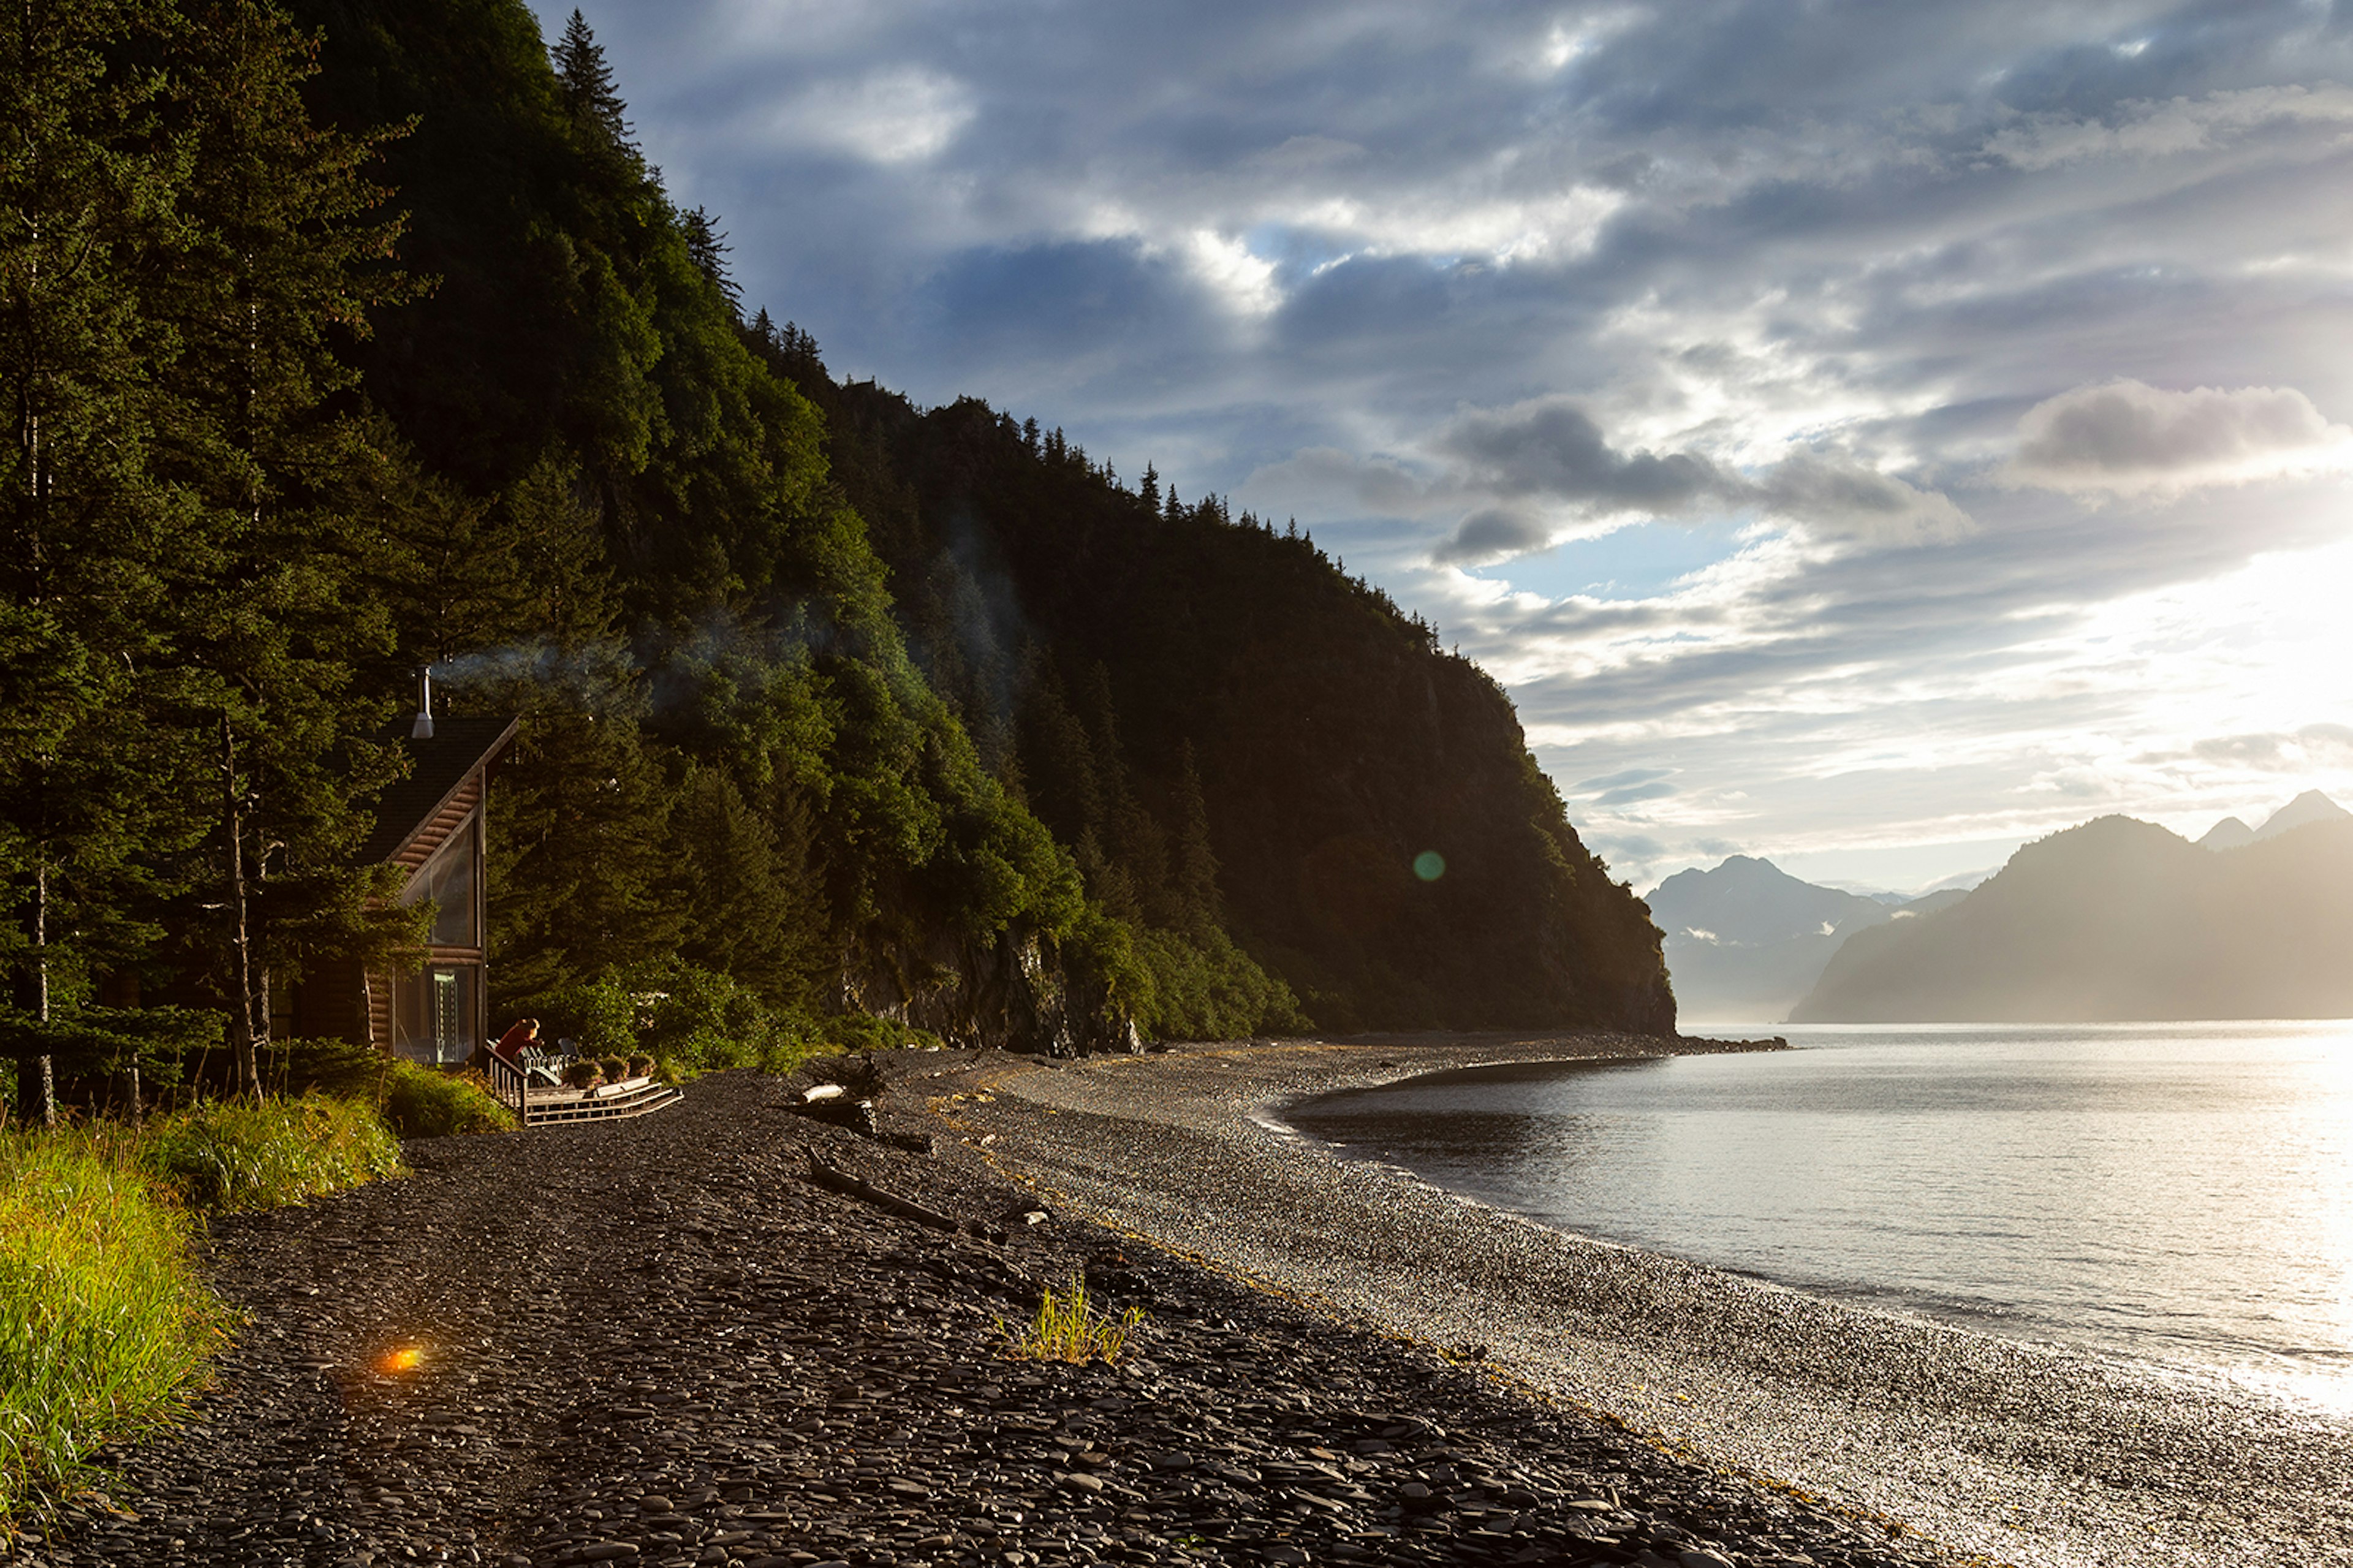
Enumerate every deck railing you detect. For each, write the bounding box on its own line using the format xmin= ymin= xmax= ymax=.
xmin=485 ymin=1050 xmax=531 ymax=1129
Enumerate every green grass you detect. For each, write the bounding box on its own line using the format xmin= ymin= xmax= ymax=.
xmin=137 ymin=1094 xmax=404 ymax=1214
xmin=0 ymin=1130 xmax=232 ymax=1526
xmin=378 ymin=1061 xmax=514 ymax=1139
xmin=2 ymin=1091 xmax=414 ymax=1531
xmin=1001 ymin=1272 xmax=1146 ymax=1365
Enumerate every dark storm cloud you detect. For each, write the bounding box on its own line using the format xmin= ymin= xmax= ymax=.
xmin=1445 ymin=401 xmax=1725 ymax=509
xmin=1425 ymin=402 xmax=1969 ymax=564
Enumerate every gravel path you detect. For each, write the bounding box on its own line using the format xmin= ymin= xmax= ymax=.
xmin=13 ymin=1056 xmax=1974 ymax=1568
xmin=936 ymin=1037 xmax=2353 ymax=1568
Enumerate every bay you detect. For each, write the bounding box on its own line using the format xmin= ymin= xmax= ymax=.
xmin=1284 ymin=1021 xmax=2353 ymax=1414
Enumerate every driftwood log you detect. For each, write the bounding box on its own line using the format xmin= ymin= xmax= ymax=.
xmin=804 ymin=1148 xmax=1004 ymax=1242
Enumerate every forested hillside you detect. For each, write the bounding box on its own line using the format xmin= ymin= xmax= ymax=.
xmin=781 ymin=367 xmax=1672 ymax=1032
xmin=1 ymin=0 xmax=1670 ymax=1104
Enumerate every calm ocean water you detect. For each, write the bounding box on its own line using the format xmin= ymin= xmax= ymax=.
xmin=1286 ymin=1023 xmax=2353 ymax=1415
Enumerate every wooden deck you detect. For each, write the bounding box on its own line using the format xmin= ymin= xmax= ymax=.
xmin=483 ymin=1058 xmax=683 ymax=1128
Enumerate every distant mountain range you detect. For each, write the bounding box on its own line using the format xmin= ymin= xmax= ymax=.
xmin=1645 ymin=857 xmax=1967 ymax=1022
xmin=2195 ymin=788 xmax=2350 ymax=851
xmin=1794 ymin=793 xmax=2353 ymax=1022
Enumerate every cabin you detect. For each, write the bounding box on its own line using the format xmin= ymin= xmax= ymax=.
xmin=289 ymin=713 xmax=517 ymax=1062
xmin=303 ymin=702 xmax=680 ymax=1126
xmin=56 ymin=691 xmax=674 ymax=1127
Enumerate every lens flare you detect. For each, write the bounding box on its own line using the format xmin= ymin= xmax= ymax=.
xmin=1413 ymin=850 xmax=1446 ymax=881
xmin=377 ymin=1345 xmax=426 ymax=1375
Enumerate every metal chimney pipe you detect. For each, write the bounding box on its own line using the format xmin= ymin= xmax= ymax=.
xmin=411 ymin=665 xmax=435 ymax=740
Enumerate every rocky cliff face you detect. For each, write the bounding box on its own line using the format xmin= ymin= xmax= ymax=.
xmin=841 ymin=928 xmax=1141 ymax=1057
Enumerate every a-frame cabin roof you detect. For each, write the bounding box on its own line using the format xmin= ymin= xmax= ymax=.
xmin=359 ymin=716 xmax=520 ymax=865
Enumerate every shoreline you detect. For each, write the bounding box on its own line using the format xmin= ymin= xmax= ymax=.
xmin=1266 ymin=1030 xmax=2352 ymax=1429
xmin=20 ymin=1061 xmax=1970 ymax=1568
xmin=930 ymin=1033 xmax=2353 ymax=1568
xmin=19 ymin=1039 xmax=2347 ymax=1568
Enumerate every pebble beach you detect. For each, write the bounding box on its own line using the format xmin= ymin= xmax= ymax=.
xmin=10 ymin=1039 xmax=2349 ymax=1568
xmin=947 ymin=1036 xmax=2353 ymax=1568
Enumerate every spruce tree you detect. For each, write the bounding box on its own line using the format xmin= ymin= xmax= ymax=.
xmin=681 ymin=206 xmax=740 ymax=316
xmin=0 ymin=0 xmax=202 ymax=1121
xmin=156 ymin=0 xmax=416 ymax=1094
xmin=551 ymin=12 xmax=634 ymax=159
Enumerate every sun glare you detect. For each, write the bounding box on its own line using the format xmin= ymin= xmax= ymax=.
xmin=376 ymin=1345 xmax=426 ymax=1376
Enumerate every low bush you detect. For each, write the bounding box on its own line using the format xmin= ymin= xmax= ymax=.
xmin=260 ymin=1036 xmax=388 ymax=1100
xmin=561 ymin=1059 xmax=601 ymax=1089
xmin=0 ymin=1129 xmax=230 ymax=1524
xmin=594 ymin=1055 xmax=627 ymax=1083
xmin=813 ymin=1013 xmax=943 ymax=1055
xmin=625 ymin=1053 xmax=654 ymax=1078
xmin=378 ymin=1062 xmax=514 ymax=1139
xmin=532 ymin=963 xmax=929 ymax=1081
xmin=1001 ymin=1272 xmax=1146 ymax=1365
xmin=138 ymin=1094 xmax=403 ymax=1213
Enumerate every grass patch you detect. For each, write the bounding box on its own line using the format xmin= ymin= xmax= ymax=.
xmin=379 ymin=1061 xmax=514 ymax=1139
xmin=0 ymin=1129 xmax=231 ymax=1526
xmin=1001 ymin=1272 xmax=1146 ymax=1365
xmin=2 ymin=1090 xmax=409 ymax=1531
xmin=138 ymin=1094 xmax=404 ymax=1213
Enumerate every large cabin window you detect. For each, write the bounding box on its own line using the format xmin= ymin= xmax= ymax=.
xmin=390 ymin=811 xmax=482 ymax=1062
xmin=401 ymin=816 xmax=479 ymax=947
xmin=392 ymin=963 xmax=479 ymax=1064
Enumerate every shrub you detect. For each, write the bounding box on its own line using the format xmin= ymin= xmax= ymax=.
xmin=1000 ymin=1272 xmax=1146 ymax=1365
xmin=262 ymin=1036 xmax=388 ymax=1100
xmin=595 ymin=1055 xmax=627 ymax=1084
xmin=814 ymin=1013 xmax=943 ymax=1055
xmin=561 ymin=1059 xmax=601 ymax=1089
xmin=378 ymin=1062 xmax=515 ymax=1138
xmin=138 ymin=1094 xmax=403 ymax=1213
xmin=532 ymin=962 xmax=828 ymax=1078
xmin=624 ymin=1053 xmax=654 ymax=1078
xmin=0 ymin=1129 xmax=230 ymax=1524
xmin=528 ymin=961 xmax=969 ymax=1082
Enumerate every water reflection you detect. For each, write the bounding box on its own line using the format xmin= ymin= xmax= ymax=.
xmin=1287 ymin=1023 xmax=2353 ymax=1413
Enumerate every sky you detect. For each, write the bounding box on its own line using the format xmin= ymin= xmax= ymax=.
xmin=529 ymin=0 xmax=2353 ymax=893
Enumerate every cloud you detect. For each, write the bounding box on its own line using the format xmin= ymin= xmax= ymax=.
xmin=548 ymin=0 xmax=2353 ymax=890
xmin=1429 ymin=399 xmax=1967 ymax=563
xmin=1983 ymin=85 xmax=2353 ymax=172
xmin=1181 ymin=230 xmax=1281 ymax=317
xmin=756 ymin=66 xmax=973 ymax=164
xmin=1442 ymin=398 xmax=1725 ymax=511
xmin=1575 ymin=767 xmax=1674 ymax=792
xmin=1594 ymin=779 xmax=1678 ymax=806
xmin=2190 ymin=724 xmax=2353 ymax=767
xmin=1756 ymin=453 xmax=1973 ymax=545
xmin=1436 ymin=505 xmax=1553 ymax=564
xmin=2008 ymin=379 xmax=2353 ymax=496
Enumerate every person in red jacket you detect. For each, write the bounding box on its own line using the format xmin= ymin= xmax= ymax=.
xmin=493 ymin=1018 xmax=540 ymax=1063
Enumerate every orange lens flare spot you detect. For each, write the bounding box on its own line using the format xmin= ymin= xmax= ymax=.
xmin=377 ymin=1346 xmax=426 ymax=1374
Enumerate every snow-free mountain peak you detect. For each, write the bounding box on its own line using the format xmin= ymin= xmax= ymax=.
xmin=2197 ymin=816 xmax=2256 ymax=851
xmin=2200 ymin=790 xmax=2346 ymax=850
xmin=2256 ymin=789 xmax=2348 ymax=841
xmin=1646 ymin=855 xmax=1949 ymax=1023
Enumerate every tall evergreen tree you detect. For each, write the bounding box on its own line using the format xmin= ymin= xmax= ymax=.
xmin=0 ymin=0 xmax=203 ymax=1121
xmin=154 ymin=0 xmax=418 ymax=1094
xmin=551 ymin=10 xmax=632 ymax=154
xmin=681 ymin=205 xmax=740 ymax=316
